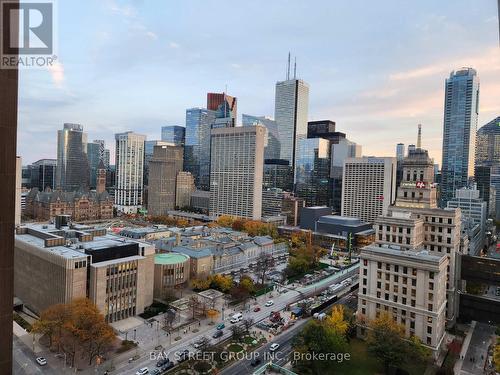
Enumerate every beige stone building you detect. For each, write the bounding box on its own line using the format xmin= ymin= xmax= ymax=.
xmin=153 ymin=253 xmax=190 ymax=299
xmin=14 ymin=221 xmax=154 ymax=322
xmin=175 ymin=171 xmax=195 ymax=209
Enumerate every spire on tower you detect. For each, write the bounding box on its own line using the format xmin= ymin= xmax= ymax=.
xmin=293 ymin=57 xmax=297 ymax=79
xmin=287 ymin=52 xmax=291 ymax=80
xmin=417 ymin=124 xmax=422 ymax=149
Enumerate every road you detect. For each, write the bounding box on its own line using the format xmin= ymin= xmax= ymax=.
xmin=118 ymin=265 xmax=359 ymax=375
xmin=13 ymin=336 xmax=59 ymax=375
xmin=221 ymin=291 xmax=358 ymax=375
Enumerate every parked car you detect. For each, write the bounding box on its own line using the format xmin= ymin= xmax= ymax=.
xmin=151 ymin=369 xmax=161 ymax=375
xmin=269 ymin=343 xmax=280 ymax=352
xmin=162 ymin=362 xmax=174 ymax=371
xmin=135 ymin=368 xmax=149 ymax=375
xmin=253 ymin=306 xmax=261 ymax=312
xmin=216 ymin=323 xmax=225 ymax=330
xmin=250 ymin=357 xmax=262 ymax=367
xmin=265 ymin=300 xmax=274 ymax=307
xmin=177 ymin=349 xmax=189 ymax=363
xmin=35 ymin=357 xmax=47 ymax=366
xmin=213 ymin=330 xmax=223 ymax=338
xmin=193 ymin=338 xmax=207 ymax=349
xmin=156 ymin=358 xmax=169 ymax=367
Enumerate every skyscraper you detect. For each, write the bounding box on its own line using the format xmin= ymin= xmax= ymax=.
xmin=87 ymin=142 xmax=101 ymax=189
xmin=30 ymin=159 xmax=56 ymax=191
xmin=184 ymin=108 xmax=217 ymax=190
xmin=175 ymin=171 xmax=195 ymax=209
xmin=147 ymin=145 xmax=183 ymax=216
xmin=207 ymin=92 xmax=237 ymax=128
xmin=274 ymin=75 xmax=309 ymax=182
xmin=396 ymin=143 xmax=405 ymax=161
xmin=242 ymin=114 xmax=281 ymax=160
xmin=144 ymin=140 xmax=172 ymax=187
xmin=295 ymin=137 xmax=331 ymax=207
xmin=475 ymin=116 xmax=500 ymax=165
xmin=209 ymin=125 xmax=265 ymax=220
xmin=93 ymin=139 xmax=110 ymax=169
xmin=440 ymin=68 xmax=480 ymax=207
xmin=161 ymin=125 xmax=186 ymax=146
xmin=341 ymin=157 xmax=397 ymax=223
xmin=114 ymin=132 xmax=146 ymax=213
xmin=56 ymin=123 xmax=90 ymax=191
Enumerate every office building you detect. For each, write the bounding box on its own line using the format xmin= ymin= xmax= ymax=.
xmin=242 ymin=114 xmax=281 ymax=159
xmin=14 ymin=221 xmax=154 ymax=322
xmin=447 ymin=186 xmax=487 ymax=255
xmin=475 ymin=165 xmax=499 ymax=217
xmin=263 ymin=159 xmax=293 ymax=191
xmin=191 ymin=190 xmax=210 ymax=214
xmin=341 ymin=157 xmax=397 ymax=223
xmin=209 ymin=125 xmax=265 ymax=220
xmin=184 ymin=108 xmax=217 ymax=190
xmin=407 ymin=144 xmax=416 ymax=155
xmin=358 ymin=246 xmax=448 ymax=354
xmin=161 ymin=125 xmax=186 ymax=146
xmin=275 ymin=75 xmax=309 ymax=181
xmin=154 ymin=253 xmax=190 ymax=299
xmin=176 ymin=171 xmax=195 ymax=209
xmin=87 ymin=141 xmax=101 ymax=189
xmin=475 ymin=116 xmax=500 ymax=165
xmin=281 ymin=193 xmax=305 ymax=226
xmin=299 ymin=206 xmax=333 ymax=230
xmin=30 ymin=159 xmax=56 ymax=191
xmin=144 ymin=140 xmax=172 ymax=188
xmin=440 ymin=68 xmax=480 ymax=207
xmin=148 ymin=145 xmax=184 ymax=216
xmin=114 ymin=132 xmax=146 ymax=213
xmin=367 ymin=146 xmax=463 ymax=325
xmin=15 ymin=157 xmax=22 ymax=225
xmin=207 ymin=92 xmax=237 ymax=128
xmin=331 ymin=138 xmax=362 ymax=214
xmin=262 ymin=188 xmax=284 ymax=218
xmin=56 ymin=123 xmax=90 ymax=191
xmin=295 ymin=137 xmax=331 ymax=206
xmin=396 ymin=143 xmax=405 ymax=161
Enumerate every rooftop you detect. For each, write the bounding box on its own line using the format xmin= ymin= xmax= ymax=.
xmin=155 ymin=253 xmax=189 ymax=265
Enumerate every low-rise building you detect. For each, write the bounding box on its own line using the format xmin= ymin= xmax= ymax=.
xmin=153 ymin=253 xmax=190 ymax=299
xmin=14 ymin=219 xmax=154 ymax=322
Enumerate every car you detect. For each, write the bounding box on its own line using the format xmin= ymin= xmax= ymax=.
xmin=216 ymin=323 xmax=225 ymax=330
xmin=161 ymin=362 xmax=175 ymax=371
xmin=177 ymin=349 xmax=189 ymax=363
xmin=269 ymin=343 xmax=280 ymax=352
xmin=250 ymin=357 xmax=262 ymax=366
xmin=213 ymin=330 xmax=223 ymax=338
xmin=151 ymin=369 xmax=161 ymax=375
xmin=135 ymin=368 xmax=149 ymax=375
xmin=253 ymin=306 xmax=261 ymax=312
xmin=193 ymin=338 xmax=206 ymax=349
xmin=265 ymin=300 xmax=274 ymax=307
xmin=156 ymin=358 xmax=169 ymax=367
xmin=35 ymin=357 xmax=47 ymax=366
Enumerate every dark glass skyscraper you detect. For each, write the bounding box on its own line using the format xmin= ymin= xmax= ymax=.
xmin=87 ymin=142 xmax=101 ymax=189
xmin=161 ymin=125 xmax=186 ymax=146
xmin=440 ymin=68 xmax=479 ymax=207
xmin=56 ymin=123 xmax=90 ymax=191
xmin=184 ymin=108 xmax=217 ymax=190
xmin=30 ymin=159 xmax=56 ymax=191
xmin=242 ymin=114 xmax=281 ymax=160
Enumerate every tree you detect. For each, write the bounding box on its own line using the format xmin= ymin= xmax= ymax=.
xmin=366 ymin=313 xmax=408 ymax=372
xmin=231 ymin=218 xmax=247 ymax=231
xmin=191 ymin=277 xmax=211 ymax=291
xmin=255 ymin=253 xmax=275 ymax=286
xmin=242 ymin=318 xmax=254 ymax=333
xmin=207 ymin=309 xmax=219 ymax=323
xmin=229 ymin=324 xmax=244 ymax=341
xmin=292 ymin=320 xmax=348 ymax=374
xmin=325 ymin=305 xmax=348 ymax=336
xmin=494 ymin=340 xmax=500 ymax=372
xmin=211 ymin=274 xmax=233 ymax=292
xmin=217 ymin=215 xmax=235 ymax=227
xmin=32 ymin=303 xmax=69 ymax=350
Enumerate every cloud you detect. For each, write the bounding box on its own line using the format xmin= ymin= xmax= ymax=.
xmin=168 ymin=41 xmax=180 ymax=48
xmin=47 ymin=61 xmax=64 ymax=88
xmin=146 ymin=31 xmax=158 ymax=40
xmin=107 ymin=0 xmax=136 ymax=18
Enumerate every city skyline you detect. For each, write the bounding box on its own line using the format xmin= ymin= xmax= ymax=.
xmin=17 ymin=0 xmax=500 ymax=166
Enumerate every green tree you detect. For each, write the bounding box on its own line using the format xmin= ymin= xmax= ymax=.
xmin=367 ymin=313 xmax=408 ymax=373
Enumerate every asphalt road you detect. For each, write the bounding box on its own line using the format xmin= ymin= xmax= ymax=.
xmin=220 ymin=291 xmax=358 ymax=375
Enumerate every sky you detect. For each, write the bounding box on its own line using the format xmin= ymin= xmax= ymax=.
xmin=18 ymin=0 xmax=500 ymax=166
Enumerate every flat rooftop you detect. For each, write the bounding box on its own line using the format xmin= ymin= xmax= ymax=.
xmin=155 ymin=253 xmax=189 ymax=265
xmin=16 ymin=223 xmax=145 ymax=260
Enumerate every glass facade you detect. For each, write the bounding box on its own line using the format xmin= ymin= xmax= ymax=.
xmin=440 ymin=68 xmax=479 ymax=207
xmin=184 ymin=108 xmax=216 ymax=190
xmin=274 ymin=79 xmax=309 ymax=182
xmin=161 ymin=125 xmax=185 ymax=146
xmin=295 ymin=138 xmax=331 ymax=207
xmin=30 ymin=159 xmax=56 ymax=190
xmin=242 ymin=114 xmax=281 ymax=160
xmin=263 ymin=159 xmax=293 ymax=192
xmin=87 ymin=142 xmax=101 ymax=189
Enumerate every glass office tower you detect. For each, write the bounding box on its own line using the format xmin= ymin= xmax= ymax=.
xmin=242 ymin=114 xmax=281 ymax=160
xmin=184 ymin=108 xmax=217 ymax=190
xmin=161 ymin=125 xmax=186 ymax=146
xmin=295 ymin=138 xmax=331 ymax=207
xmin=440 ymin=68 xmax=480 ymax=207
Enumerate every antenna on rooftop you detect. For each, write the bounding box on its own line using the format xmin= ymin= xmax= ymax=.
xmin=293 ymin=57 xmax=297 ymax=79
xmin=287 ymin=52 xmax=291 ymax=80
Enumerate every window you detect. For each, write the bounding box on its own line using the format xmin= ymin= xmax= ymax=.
xmin=377 ymin=291 xmax=381 ymax=298
xmin=429 ymin=282 xmax=434 ymax=290
xmin=377 ymin=281 xmax=381 ymax=288
xmin=363 ymin=268 xmax=367 ymax=276
xmin=403 ymin=267 xmax=408 ymax=274
xmin=428 ymin=293 xmax=433 ymax=301
xmin=402 ymin=297 xmax=407 ymax=305
xmin=377 ymin=262 xmax=382 ymax=269
xmin=363 ymin=278 xmax=367 ymax=285
xmin=412 ymin=279 xmax=417 ymax=286
xmin=429 ymin=272 xmax=434 ymax=279
xmin=427 ymin=337 xmax=432 ymax=345
xmin=410 ymin=321 xmax=415 ymax=329
xmin=394 ymin=265 xmax=399 ymax=272
xmin=427 ymin=326 xmax=432 ymax=334
xmin=428 ymin=304 xmax=433 ymax=311
xmin=403 ymin=277 xmax=407 ymax=284
xmin=386 ymin=264 xmax=390 ymax=271
xmin=385 ymin=293 xmax=389 ymax=301
xmin=394 ymin=275 xmax=399 ymax=282
xmin=411 ymin=300 xmax=415 ymax=307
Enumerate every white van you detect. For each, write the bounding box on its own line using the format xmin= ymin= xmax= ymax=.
xmin=230 ymin=313 xmax=243 ymax=323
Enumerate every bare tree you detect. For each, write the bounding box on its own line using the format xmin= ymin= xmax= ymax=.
xmin=229 ymin=324 xmax=244 ymax=341
xmin=242 ymin=318 xmax=254 ymax=333
xmin=255 ymin=253 xmax=275 ymax=286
